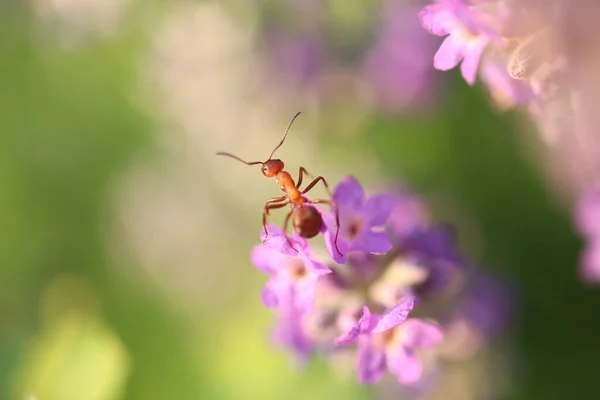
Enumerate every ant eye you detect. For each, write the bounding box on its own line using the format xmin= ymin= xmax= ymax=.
xmin=262 ymin=167 xmax=268 ymax=174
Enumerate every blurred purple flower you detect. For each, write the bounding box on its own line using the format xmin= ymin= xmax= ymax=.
xmin=576 ymin=188 xmax=600 ymax=238
xmin=263 ymin=29 xmax=325 ymax=88
xmin=456 ymin=270 xmax=513 ymax=338
xmin=402 ymin=225 xmax=464 ymax=296
xmin=403 ymin=225 xmax=463 ymax=265
xmin=271 ymin=285 xmax=315 ymax=361
xmin=323 ymin=176 xmax=394 ymax=263
xmin=480 ymin=58 xmax=533 ymax=108
xmin=419 ymin=0 xmax=499 ymax=85
xmin=387 ymin=190 xmax=430 ymax=243
xmin=363 ymin=1 xmax=437 ymax=112
xmin=251 ymin=225 xmax=331 ymax=312
xmin=336 ymin=299 xmax=444 ymax=385
xmin=580 ymin=241 xmax=600 ymax=284
xmin=576 ymin=189 xmax=600 ymax=283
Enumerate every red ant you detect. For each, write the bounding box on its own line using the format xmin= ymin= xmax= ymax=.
xmin=216 ymin=112 xmax=342 ymax=256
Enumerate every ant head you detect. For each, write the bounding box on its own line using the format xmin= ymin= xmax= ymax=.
xmin=262 ymin=159 xmax=284 ymax=177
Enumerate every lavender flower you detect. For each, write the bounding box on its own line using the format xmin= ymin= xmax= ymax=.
xmin=362 ymin=1 xmax=437 ymax=112
xmin=246 ymin=176 xmax=497 ymax=390
xmin=419 ymin=0 xmax=500 ymax=85
xmin=576 ymin=189 xmax=600 ymax=283
xmin=389 ymin=193 xmax=464 ymax=297
xmin=262 ymin=29 xmax=325 ymax=89
xmin=251 ymin=225 xmax=331 ymax=312
xmin=480 ymin=58 xmax=533 ymax=109
xmin=336 ymin=300 xmax=444 ymax=384
xmin=455 ymin=270 xmax=513 ymax=339
xmin=386 ymin=190 xmax=429 ymax=242
xmin=576 ymin=189 xmax=600 ymax=238
xmin=271 ymin=285 xmax=315 ymax=361
xmin=580 ymin=243 xmax=600 ymax=284
xmin=418 ymin=0 xmax=600 ymax=287
xmin=323 ymin=176 xmax=394 ymax=263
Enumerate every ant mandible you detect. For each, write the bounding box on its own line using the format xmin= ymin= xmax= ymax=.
xmin=216 ymin=112 xmax=343 ymax=256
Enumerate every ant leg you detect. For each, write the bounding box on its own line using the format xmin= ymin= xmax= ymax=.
xmin=262 ymin=195 xmax=288 ymax=235
xmin=282 ymin=208 xmax=299 ymax=253
xmin=301 ymin=176 xmax=332 ymax=196
xmin=266 ymin=195 xmax=288 ymax=205
xmin=262 ymin=200 xmax=290 ymax=237
xmin=282 ymin=208 xmax=293 ymax=234
xmin=309 ymin=199 xmax=343 ymax=257
xmin=295 ymin=167 xmax=312 ymax=189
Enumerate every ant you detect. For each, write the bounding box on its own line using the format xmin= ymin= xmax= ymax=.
xmin=216 ymin=112 xmax=342 ymax=256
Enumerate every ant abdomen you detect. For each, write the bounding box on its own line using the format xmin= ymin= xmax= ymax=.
xmin=293 ymin=205 xmax=323 ymax=239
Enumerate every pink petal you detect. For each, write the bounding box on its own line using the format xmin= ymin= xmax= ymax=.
xmin=576 ymin=189 xmax=600 ymax=237
xmin=357 ymin=337 xmax=387 ymax=384
xmin=373 ymin=296 xmax=416 ymax=334
xmin=295 ymin=277 xmax=319 ymax=313
xmin=298 ymin=247 xmax=331 ymax=276
xmin=480 ymin=58 xmax=533 ymax=105
xmin=261 ymin=280 xmax=280 ymax=308
xmin=460 ymin=39 xmax=486 ymax=85
xmin=418 ymin=3 xmax=456 ymax=36
xmin=260 ymin=223 xmax=286 ymax=241
xmin=250 ymin=245 xmax=289 ymax=274
xmin=272 ymin=287 xmax=314 ymax=360
xmin=580 ymin=241 xmax=600 ymax=284
xmin=336 ymin=306 xmax=377 ymax=346
xmin=433 ymin=34 xmax=464 ymax=71
xmin=387 ymin=346 xmax=423 ymax=384
xmin=260 ymin=224 xmax=303 ymax=256
xmin=400 ymin=319 xmax=444 ymax=348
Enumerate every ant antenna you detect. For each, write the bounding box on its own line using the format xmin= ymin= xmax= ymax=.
xmin=215 ymin=152 xmax=263 ymax=165
xmin=267 ymin=112 xmax=301 ymax=160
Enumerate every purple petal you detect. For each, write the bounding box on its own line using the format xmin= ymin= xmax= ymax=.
xmin=352 ymin=231 xmax=393 ymax=254
xmin=433 ymin=35 xmax=464 ymax=71
xmin=480 ymin=58 xmax=533 ymax=106
xmin=400 ymin=319 xmax=444 ymax=349
xmin=260 ymin=224 xmax=302 ymax=256
xmin=336 ymin=306 xmax=378 ymax=346
xmin=386 ymin=346 xmax=423 ymax=384
xmin=272 ymin=288 xmax=314 ymax=361
xmin=576 ymin=189 xmax=600 ymax=237
xmin=362 ymin=195 xmax=395 ymax=226
xmin=260 ymin=223 xmax=285 ymax=241
xmin=387 ymin=191 xmax=429 ymax=241
xmin=336 ymin=325 xmax=362 ymax=347
xmin=333 ymin=176 xmax=365 ymax=211
xmin=356 ymin=337 xmax=387 ymax=384
xmin=373 ymin=296 xmax=416 ymax=334
xmin=580 ymin=241 xmax=600 ymax=284
xmin=460 ymin=39 xmax=486 ymax=85
xmin=261 ymin=280 xmax=281 ymax=308
xmin=295 ymin=276 xmax=320 ymax=313
xmin=418 ymin=3 xmax=456 ymax=36
xmin=322 ymin=217 xmax=350 ymax=264
xmin=298 ymin=247 xmax=331 ymax=276
xmin=250 ymin=245 xmax=288 ymax=275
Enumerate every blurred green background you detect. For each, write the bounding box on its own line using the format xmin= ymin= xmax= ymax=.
xmin=1 ymin=1 xmax=599 ymax=399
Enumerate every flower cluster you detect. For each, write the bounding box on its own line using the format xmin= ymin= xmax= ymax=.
xmin=418 ymin=0 xmax=582 ymax=139
xmin=419 ymin=0 xmax=600 ymax=284
xmin=250 ymin=176 xmax=509 ymax=387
